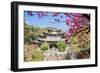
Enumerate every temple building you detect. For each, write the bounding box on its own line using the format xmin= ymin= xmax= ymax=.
xmin=33 ymin=27 xmax=66 ymax=46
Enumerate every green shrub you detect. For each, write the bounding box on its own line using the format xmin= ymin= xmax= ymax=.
xmin=57 ymin=40 xmax=67 ymax=52
xmin=32 ymin=49 xmax=44 ymax=61
xmin=41 ymin=42 xmax=49 ymax=51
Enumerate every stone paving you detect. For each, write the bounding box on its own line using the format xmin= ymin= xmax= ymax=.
xmin=43 ymin=47 xmax=75 ymax=61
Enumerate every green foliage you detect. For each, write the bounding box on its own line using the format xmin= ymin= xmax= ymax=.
xmin=57 ymin=40 xmax=67 ymax=52
xmin=32 ymin=48 xmax=44 ymax=61
xmin=41 ymin=42 xmax=49 ymax=51
xmin=70 ymin=37 xmax=80 ymax=52
xmin=24 ymin=23 xmax=40 ymax=44
xmin=71 ymin=37 xmax=77 ymax=44
xmin=24 ymin=23 xmax=48 ymax=44
xmin=70 ymin=29 xmax=90 ymax=52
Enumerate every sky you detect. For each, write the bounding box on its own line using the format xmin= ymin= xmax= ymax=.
xmin=24 ymin=11 xmax=69 ymax=32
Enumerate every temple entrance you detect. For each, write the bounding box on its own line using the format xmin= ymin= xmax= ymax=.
xmin=49 ymin=41 xmax=57 ymax=49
